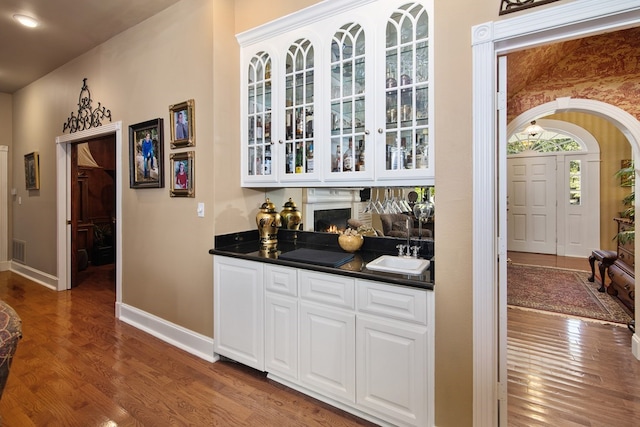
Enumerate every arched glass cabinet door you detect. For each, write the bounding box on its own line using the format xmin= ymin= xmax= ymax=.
xmin=383 ymin=2 xmax=431 ymax=176
xmin=246 ymin=51 xmax=273 ymax=178
xmin=328 ymin=22 xmax=371 ymax=179
xmin=283 ymin=38 xmax=316 ymax=179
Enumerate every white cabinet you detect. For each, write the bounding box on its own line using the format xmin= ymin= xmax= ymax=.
xmin=214 ymin=256 xmax=434 ymax=426
xmin=238 ymin=0 xmax=434 ymax=187
xmin=298 ymin=270 xmax=357 ymax=402
xmin=213 ymin=256 xmax=264 ymax=371
xmin=265 ymin=265 xmax=298 ymax=380
xmin=356 ymin=279 xmax=433 ymax=427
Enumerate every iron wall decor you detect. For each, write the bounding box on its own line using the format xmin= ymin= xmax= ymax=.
xmin=499 ymin=0 xmax=561 ymax=15
xmin=63 ymin=78 xmax=112 ymax=133
xmin=170 ymin=151 xmax=195 ymax=197
xmin=129 ymin=119 xmax=165 ymax=189
xmin=169 ymin=99 xmax=195 ymax=148
xmin=24 ymin=151 xmax=40 ymax=190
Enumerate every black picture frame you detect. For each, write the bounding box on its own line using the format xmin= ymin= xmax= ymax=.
xmin=129 ymin=118 xmax=164 ymax=189
xmin=169 ymin=99 xmax=195 ymax=148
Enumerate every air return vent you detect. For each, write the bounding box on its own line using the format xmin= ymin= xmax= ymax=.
xmin=12 ymin=239 xmax=26 ymax=264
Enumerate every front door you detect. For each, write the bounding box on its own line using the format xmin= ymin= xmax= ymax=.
xmin=507 ymin=155 xmax=557 ymax=254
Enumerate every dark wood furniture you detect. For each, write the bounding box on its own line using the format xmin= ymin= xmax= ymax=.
xmin=606 ymin=218 xmax=635 ymax=314
xmin=588 ymin=249 xmax=618 ymax=292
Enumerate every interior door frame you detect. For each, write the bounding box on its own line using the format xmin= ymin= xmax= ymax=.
xmin=55 ymin=122 xmax=123 ymax=315
xmin=472 ymin=2 xmax=640 ymax=426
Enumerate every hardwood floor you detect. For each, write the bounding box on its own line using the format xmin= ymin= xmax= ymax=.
xmin=0 ymin=257 xmax=637 ymax=426
xmin=0 ymin=267 xmax=375 ymax=426
xmin=507 ymin=252 xmax=640 ymax=427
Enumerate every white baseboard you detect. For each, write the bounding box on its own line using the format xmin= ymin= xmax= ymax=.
xmin=118 ymin=302 xmax=216 ymax=362
xmin=10 ymin=262 xmax=58 ymax=290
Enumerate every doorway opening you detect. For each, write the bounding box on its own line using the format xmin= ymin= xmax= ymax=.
xmin=71 ymin=136 xmax=116 ymax=291
xmin=472 ymin=3 xmax=640 ymax=425
xmin=56 ymin=121 xmax=123 ymax=316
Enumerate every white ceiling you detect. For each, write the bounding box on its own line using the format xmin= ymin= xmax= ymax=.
xmin=0 ymin=0 xmax=181 ymax=94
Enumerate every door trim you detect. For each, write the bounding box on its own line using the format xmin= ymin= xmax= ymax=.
xmin=472 ymin=2 xmax=640 ymax=426
xmin=55 ymin=122 xmax=122 ymax=314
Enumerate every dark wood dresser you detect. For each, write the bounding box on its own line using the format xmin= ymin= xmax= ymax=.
xmin=607 ymin=217 xmax=635 ymax=314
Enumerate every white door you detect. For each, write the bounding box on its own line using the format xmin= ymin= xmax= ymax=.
xmin=507 ymin=155 xmax=557 ymax=254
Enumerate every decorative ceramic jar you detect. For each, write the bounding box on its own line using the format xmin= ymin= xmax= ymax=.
xmin=279 ymin=198 xmax=302 ymax=230
xmin=256 ymin=198 xmax=281 ymax=253
xmin=338 ymin=234 xmax=364 ymax=253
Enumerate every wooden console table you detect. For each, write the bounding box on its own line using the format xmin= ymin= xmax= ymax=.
xmin=606 ymin=218 xmax=635 ymax=314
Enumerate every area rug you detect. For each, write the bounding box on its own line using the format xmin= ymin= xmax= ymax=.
xmin=507 ymin=263 xmax=633 ymax=324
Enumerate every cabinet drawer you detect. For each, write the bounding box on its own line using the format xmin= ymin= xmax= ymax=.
xmin=300 ymin=270 xmax=355 ymax=309
xmin=607 ymin=262 xmax=635 ymax=311
xmin=617 ymin=247 xmax=635 ymax=271
xmin=265 ymin=264 xmax=298 ymax=296
xmin=357 ymin=279 xmax=428 ymax=325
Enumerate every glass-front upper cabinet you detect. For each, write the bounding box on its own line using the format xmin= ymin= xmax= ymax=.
xmin=238 ymin=0 xmax=433 ymax=187
xmin=244 ymin=51 xmax=276 ymax=183
xmin=327 ymin=22 xmax=374 ymax=182
xmin=377 ymin=1 xmax=433 ymax=183
xmin=281 ymin=38 xmax=318 ymax=182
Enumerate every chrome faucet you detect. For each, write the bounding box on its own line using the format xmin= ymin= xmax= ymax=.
xmin=406 ymin=217 xmax=411 ymax=251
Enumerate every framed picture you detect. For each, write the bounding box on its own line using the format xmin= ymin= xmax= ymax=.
xmin=169 ymin=99 xmax=195 ymax=148
xmin=170 ymin=151 xmax=195 ymax=197
xmin=129 ymin=118 xmax=164 ymax=189
xmin=24 ymin=151 xmax=40 ymax=190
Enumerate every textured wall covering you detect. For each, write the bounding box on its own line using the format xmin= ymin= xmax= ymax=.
xmin=507 ymin=27 xmax=640 ymax=122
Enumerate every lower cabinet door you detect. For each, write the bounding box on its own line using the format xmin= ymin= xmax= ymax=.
xmin=265 ymin=293 xmax=298 ymax=380
xmin=300 ymin=301 xmax=356 ymax=403
xmin=213 ymin=256 xmax=264 ymax=371
xmin=356 ymin=315 xmax=429 ymax=427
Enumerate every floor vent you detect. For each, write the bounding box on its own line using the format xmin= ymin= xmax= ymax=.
xmin=12 ymin=239 xmax=26 ymax=264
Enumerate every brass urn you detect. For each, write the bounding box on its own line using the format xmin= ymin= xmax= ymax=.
xmin=256 ymin=198 xmax=281 ymax=253
xmin=280 ymin=198 xmax=302 ymax=230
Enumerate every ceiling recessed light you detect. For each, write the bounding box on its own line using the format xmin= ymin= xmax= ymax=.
xmin=13 ymin=14 xmax=39 ymax=28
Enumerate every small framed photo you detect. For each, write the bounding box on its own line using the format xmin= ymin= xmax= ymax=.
xmin=170 ymin=151 xmax=195 ymax=197
xmin=24 ymin=151 xmax=40 ymax=190
xmin=169 ymin=99 xmax=195 ymax=148
xmin=129 ymin=118 xmax=164 ymax=189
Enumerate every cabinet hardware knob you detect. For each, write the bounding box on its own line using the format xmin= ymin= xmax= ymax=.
xmin=278 ymin=140 xmax=284 ymax=144
xmin=364 ymin=129 xmax=370 ymax=135
xmin=378 ymin=128 xmax=383 ymax=134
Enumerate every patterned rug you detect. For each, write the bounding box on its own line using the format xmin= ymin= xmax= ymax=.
xmin=507 ymin=263 xmax=633 ymax=324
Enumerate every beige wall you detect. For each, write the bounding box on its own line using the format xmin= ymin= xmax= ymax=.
xmin=11 ymin=0 xmax=218 ymax=335
xmin=7 ymin=1 xmax=602 ymax=426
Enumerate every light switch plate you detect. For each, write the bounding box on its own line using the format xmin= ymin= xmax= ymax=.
xmin=197 ymin=202 xmax=205 ymax=217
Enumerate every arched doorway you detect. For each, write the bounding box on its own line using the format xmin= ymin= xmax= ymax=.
xmin=507 ymin=118 xmax=601 ymax=257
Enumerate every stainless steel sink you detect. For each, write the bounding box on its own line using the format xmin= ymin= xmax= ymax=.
xmin=366 ymin=255 xmax=430 ymax=276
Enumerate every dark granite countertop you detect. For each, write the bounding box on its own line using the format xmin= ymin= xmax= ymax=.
xmin=209 ymin=229 xmax=435 ymax=291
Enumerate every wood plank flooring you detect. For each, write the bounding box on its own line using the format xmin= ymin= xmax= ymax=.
xmin=0 ymin=268 xmax=375 ymax=426
xmin=507 ymin=252 xmax=640 ymax=427
xmin=0 ymin=256 xmax=637 ymax=426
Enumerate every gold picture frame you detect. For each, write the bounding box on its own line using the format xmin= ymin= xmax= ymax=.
xmin=170 ymin=151 xmax=195 ymax=197
xmin=24 ymin=151 xmax=40 ymax=190
xmin=169 ymin=99 xmax=195 ymax=148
